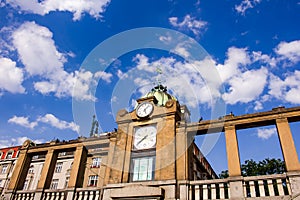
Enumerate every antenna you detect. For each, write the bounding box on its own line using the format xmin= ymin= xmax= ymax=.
xmin=156 ymin=66 xmax=163 ymax=86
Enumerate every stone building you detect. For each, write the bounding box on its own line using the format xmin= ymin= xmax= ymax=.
xmin=0 ymin=146 xmax=20 ymax=195
xmin=2 ymin=84 xmax=300 ymax=200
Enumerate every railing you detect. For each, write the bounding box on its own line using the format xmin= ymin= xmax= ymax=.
xmin=189 ymin=178 xmax=230 ymax=200
xmin=243 ymin=174 xmax=291 ymax=198
xmin=188 ymin=174 xmax=292 ymax=200
xmin=42 ymin=190 xmax=66 ymax=200
xmin=14 ymin=190 xmax=35 ymax=200
xmin=74 ymin=188 xmax=102 ymax=200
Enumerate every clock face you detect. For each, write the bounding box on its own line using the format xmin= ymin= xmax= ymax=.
xmin=136 ymin=102 xmax=153 ymax=118
xmin=134 ymin=125 xmax=157 ymax=149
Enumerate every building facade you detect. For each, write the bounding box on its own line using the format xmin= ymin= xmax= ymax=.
xmin=2 ymin=85 xmax=300 ymax=200
xmin=0 ymin=146 xmax=20 ymax=195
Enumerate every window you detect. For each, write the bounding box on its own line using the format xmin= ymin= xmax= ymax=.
xmin=23 ymin=179 xmax=29 ymax=190
xmin=50 ymin=179 xmax=59 ymax=190
xmin=131 ymin=157 xmax=155 ymax=181
xmin=58 ymin=152 xmax=66 ymax=156
xmin=6 ymin=151 xmax=13 ymax=159
xmin=28 ymin=165 xmax=34 ymax=174
xmin=54 ymin=162 xmax=63 ymax=173
xmin=64 ymin=177 xmax=69 ymax=188
xmin=88 ymin=175 xmax=98 ymax=187
xmin=1 ymin=165 xmax=8 ymax=174
xmin=91 ymin=157 xmax=101 ymax=168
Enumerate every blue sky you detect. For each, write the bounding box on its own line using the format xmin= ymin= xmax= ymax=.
xmin=1 ymin=0 xmax=300 ymax=174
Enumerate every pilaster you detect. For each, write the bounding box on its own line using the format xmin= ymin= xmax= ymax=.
xmin=276 ymin=118 xmax=300 ymax=171
xmin=36 ymin=149 xmax=57 ymax=189
xmin=68 ymin=145 xmax=87 ymax=188
xmin=224 ymin=125 xmax=241 ymax=177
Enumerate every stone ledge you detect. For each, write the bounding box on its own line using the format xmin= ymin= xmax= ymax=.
xmin=110 ymin=185 xmax=164 ymax=198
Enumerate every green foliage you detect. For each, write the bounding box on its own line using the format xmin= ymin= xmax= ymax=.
xmin=219 ymin=158 xmax=286 ymax=178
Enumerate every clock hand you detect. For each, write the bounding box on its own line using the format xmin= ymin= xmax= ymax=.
xmin=136 ymin=135 xmax=148 ymax=146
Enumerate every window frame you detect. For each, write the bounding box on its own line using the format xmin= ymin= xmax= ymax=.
xmin=6 ymin=151 xmax=13 ymax=159
xmin=91 ymin=157 xmax=101 ymax=168
xmin=130 ymin=153 xmax=155 ymax=182
xmin=1 ymin=165 xmax=8 ymax=174
xmin=54 ymin=162 xmax=63 ymax=173
xmin=50 ymin=179 xmax=59 ymax=190
xmin=87 ymin=175 xmax=98 ymax=187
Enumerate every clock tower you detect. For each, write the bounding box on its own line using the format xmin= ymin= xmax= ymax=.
xmin=104 ymin=84 xmax=183 ymax=184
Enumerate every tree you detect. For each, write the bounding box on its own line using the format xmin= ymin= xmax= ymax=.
xmin=219 ymin=158 xmax=286 ymax=178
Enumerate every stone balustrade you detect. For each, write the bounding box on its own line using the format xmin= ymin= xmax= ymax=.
xmin=189 ymin=178 xmax=230 ymax=200
xmin=6 ymin=172 xmax=300 ymax=199
xmin=243 ymin=174 xmax=290 ymax=198
xmin=75 ymin=188 xmax=101 ymax=200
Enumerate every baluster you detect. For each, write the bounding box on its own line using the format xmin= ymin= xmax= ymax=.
xmin=83 ymin=191 xmax=89 ymax=200
xmin=49 ymin=192 xmax=54 ymax=200
xmin=194 ymin=185 xmax=200 ymax=200
xmin=26 ymin=193 xmax=30 ymax=200
xmin=276 ymin=179 xmax=285 ymax=196
xmin=189 ymin=185 xmax=192 ymax=200
xmin=249 ymin=181 xmax=256 ymax=197
xmin=78 ymin=191 xmax=84 ymax=200
xmin=267 ymin=179 xmax=275 ymax=196
xmin=211 ymin=184 xmax=217 ymax=199
xmin=286 ymin=178 xmax=291 ymax=195
xmin=203 ymin=185 xmax=208 ymax=200
xmin=258 ymin=180 xmax=266 ymax=197
xmin=219 ymin=183 xmax=225 ymax=199
xmin=243 ymin=181 xmax=248 ymax=197
xmin=95 ymin=190 xmax=100 ymax=200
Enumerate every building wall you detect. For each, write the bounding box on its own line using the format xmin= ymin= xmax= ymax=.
xmin=0 ymin=146 xmax=20 ymax=194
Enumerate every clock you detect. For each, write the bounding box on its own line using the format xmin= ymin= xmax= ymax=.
xmin=136 ymin=102 xmax=153 ymax=118
xmin=134 ymin=125 xmax=157 ymax=149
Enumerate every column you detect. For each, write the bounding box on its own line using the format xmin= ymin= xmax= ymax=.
xmin=104 ymin=137 xmax=117 ymax=185
xmin=36 ymin=149 xmax=57 ymax=189
xmin=66 ymin=146 xmax=87 ymax=200
xmin=7 ymin=149 xmax=31 ymax=191
xmin=224 ymin=125 xmax=241 ymax=176
xmin=276 ymin=118 xmax=300 ymax=171
xmin=224 ymin=125 xmax=244 ymax=199
xmin=35 ymin=149 xmax=57 ymax=200
xmin=176 ymin=126 xmax=188 ymax=180
xmin=67 ymin=146 xmax=87 ymax=188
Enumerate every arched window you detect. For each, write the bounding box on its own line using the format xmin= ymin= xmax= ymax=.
xmin=5 ymin=150 xmax=14 ymax=159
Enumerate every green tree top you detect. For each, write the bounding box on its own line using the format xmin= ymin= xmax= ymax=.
xmin=219 ymin=158 xmax=286 ymax=179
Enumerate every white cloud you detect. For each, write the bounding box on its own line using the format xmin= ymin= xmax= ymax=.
xmin=0 ymin=136 xmax=45 ymax=148
xmin=8 ymin=116 xmax=38 ymax=129
xmin=275 ymin=40 xmax=300 ymax=63
xmin=8 ymin=114 xmax=79 ymax=133
xmin=216 ymin=47 xmax=251 ymax=82
xmin=133 ymin=55 xmax=221 ymax=108
xmin=222 ymin=68 xmax=268 ymax=104
xmin=11 ymin=21 xmax=111 ymax=101
xmin=117 ymin=69 xmax=128 ymax=79
xmin=235 ymin=0 xmax=262 ymax=15
xmin=0 ymin=57 xmax=25 ymax=94
xmin=169 ymin=15 xmax=207 ymax=36
xmin=12 ymin=21 xmax=66 ymax=77
xmin=257 ymin=128 xmax=277 ymax=140
xmin=6 ymin=0 xmax=111 ymax=21
xmin=174 ymin=43 xmax=191 ymax=58
xmin=252 ymin=51 xmax=276 ymax=67
xmin=38 ymin=114 xmax=80 ymax=133
xmin=269 ymin=71 xmax=300 ymax=104
xmin=94 ymin=71 xmax=113 ymax=83
xmin=33 ymin=69 xmax=112 ymax=101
